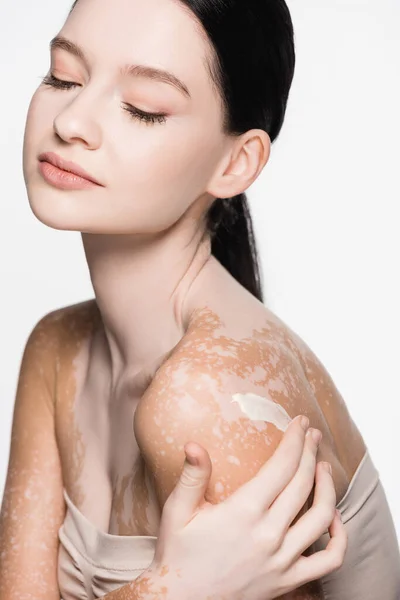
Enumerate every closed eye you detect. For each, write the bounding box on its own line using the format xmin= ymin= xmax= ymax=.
xmin=40 ymin=73 xmax=168 ymax=125
xmin=121 ymin=103 xmax=167 ymax=125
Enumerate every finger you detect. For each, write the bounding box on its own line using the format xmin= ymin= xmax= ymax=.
xmin=223 ymin=414 xmax=310 ymax=514
xmin=161 ymin=442 xmax=213 ymax=531
xmin=264 ymin=428 xmax=321 ymax=533
xmin=286 ymin=509 xmax=347 ymax=588
xmin=280 ymin=460 xmax=337 ymax=560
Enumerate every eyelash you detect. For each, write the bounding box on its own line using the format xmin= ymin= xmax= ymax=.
xmin=40 ymin=74 xmax=168 ymax=125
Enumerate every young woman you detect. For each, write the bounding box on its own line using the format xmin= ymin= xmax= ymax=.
xmin=1 ymin=0 xmax=399 ymax=599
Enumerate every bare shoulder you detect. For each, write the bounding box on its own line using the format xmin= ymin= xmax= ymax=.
xmin=22 ymin=299 xmax=100 ymax=405
xmin=39 ymin=298 xmax=99 ymax=337
xmin=182 ymin=285 xmax=367 ymax=483
xmin=27 ymin=298 xmax=98 ymax=340
xmin=134 ymin=299 xmax=315 ymax=503
xmin=28 ymin=298 xmax=100 ymax=356
xmin=135 ymin=286 xmax=359 ymax=507
xmin=137 ymin=299 xmax=327 ymax=432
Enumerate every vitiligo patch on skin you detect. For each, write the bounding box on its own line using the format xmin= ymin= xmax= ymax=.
xmin=231 ymin=392 xmax=292 ymax=432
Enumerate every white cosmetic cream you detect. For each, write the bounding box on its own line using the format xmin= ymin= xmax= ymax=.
xmin=231 ymin=393 xmax=292 ymax=432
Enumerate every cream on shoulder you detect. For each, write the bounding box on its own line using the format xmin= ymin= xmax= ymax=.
xmin=231 ymin=393 xmax=292 ymax=432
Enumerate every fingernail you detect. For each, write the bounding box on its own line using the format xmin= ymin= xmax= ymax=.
xmin=311 ymin=429 xmax=322 ymax=445
xmin=323 ymin=461 xmax=332 ymax=474
xmin=300 ymin=415 xmax=309 ymax=431
xmin=336 ymin=509 xmax=342 ymax=521
xmin=186 ymin=453 xmax=199 ymax=466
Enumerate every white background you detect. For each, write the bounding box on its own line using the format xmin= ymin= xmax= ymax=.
xmin=0 ymin=0 xmax=399 ymax=540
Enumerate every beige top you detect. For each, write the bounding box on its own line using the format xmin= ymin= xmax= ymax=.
xmin=57 ymin=449 xmax=400 ymax=600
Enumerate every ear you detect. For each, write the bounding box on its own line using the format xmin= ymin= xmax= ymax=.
xmin=207 ymin=129 xmax=271 ymax=199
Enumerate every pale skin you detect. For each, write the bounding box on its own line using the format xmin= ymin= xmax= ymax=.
xmin=0 ymin=0 xmax=366 ymax=597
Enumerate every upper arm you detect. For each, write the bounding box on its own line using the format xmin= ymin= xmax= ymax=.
xmin=0 ymin=311 xmax=66 ymax=599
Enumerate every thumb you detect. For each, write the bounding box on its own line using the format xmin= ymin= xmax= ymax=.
xmin=163 ymin=442 xmax=212 ymax=531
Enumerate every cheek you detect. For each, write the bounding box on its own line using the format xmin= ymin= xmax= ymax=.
xmin=113 ymin=130 xmax=219 ymax=232
xmin=24 ymin=90 xmax=51 ymax=143
xmin=113 ymin=168 xmax=195 ymax=233
xmin=23 ymin=94 xmax=40 ymax=186
xmin=23 ymin=91 xmax=53 ymax=176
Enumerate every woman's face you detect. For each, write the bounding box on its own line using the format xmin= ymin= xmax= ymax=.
xmin=23 ymin=0 xmax=229 ymax=234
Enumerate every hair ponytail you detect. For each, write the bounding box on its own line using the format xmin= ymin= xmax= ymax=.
xmin=207 ymin=194 xmax=264 ymax=302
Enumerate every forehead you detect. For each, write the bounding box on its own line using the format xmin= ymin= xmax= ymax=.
xmin=61 ymin=0 xmax=213 ymax=95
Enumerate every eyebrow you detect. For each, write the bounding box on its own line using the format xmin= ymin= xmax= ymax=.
xmin=49 ymin=35 xmax=191 ymax=99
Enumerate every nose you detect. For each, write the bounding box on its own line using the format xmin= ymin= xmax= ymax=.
xmin=53 ymin=89 xmax=102 ymax=149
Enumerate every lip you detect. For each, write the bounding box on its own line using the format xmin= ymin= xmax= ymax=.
xmin=38 ymin=151 xmax=104 ymax=186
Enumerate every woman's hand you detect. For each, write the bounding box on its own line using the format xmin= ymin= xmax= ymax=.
xmin=144 ymin=415 xmax=347 ymax=600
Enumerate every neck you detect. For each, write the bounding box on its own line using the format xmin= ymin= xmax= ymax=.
xmin=81 ymin=218 xmax=212 ymax=389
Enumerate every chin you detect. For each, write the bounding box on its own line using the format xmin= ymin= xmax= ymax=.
xmin=25 ymin=188 xmax=83 ymax=232
xmin=26 ymin=194 xmax=134 ymax=234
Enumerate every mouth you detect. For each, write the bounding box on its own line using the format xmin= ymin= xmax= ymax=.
xmin=38 ymin=151 xmax=104 ymax=186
